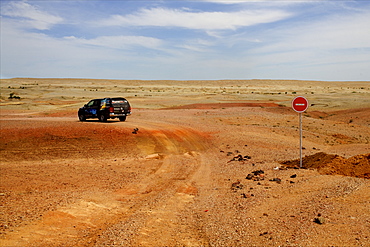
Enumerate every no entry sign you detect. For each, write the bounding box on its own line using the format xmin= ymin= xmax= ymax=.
xmin=292 ymin=96 xmax=309 ymax=113
xmin=292 ymin=96 xmax=309 ymax=168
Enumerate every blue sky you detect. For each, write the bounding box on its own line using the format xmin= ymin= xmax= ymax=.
xmin=1 ymin=0 xmax=370 ymax=81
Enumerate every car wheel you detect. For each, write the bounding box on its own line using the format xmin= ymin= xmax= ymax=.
xmin=119 ymin=116 xmax=127 ymax=121
xmin=99 ymin=114 xmax=107 ymax=122
xmin=78 ymin=113 xmax=86 ymax=121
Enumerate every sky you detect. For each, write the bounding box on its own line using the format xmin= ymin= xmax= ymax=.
xmin=1 ymin=0 xmax=370 ymax=81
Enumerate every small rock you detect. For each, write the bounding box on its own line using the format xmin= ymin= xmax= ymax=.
xmin=145 ymin=153 xmax=163 ymax=159
xmin=314 ymin=217 xmax=326 ymax=224
xmin=290 ymin=174 xmax=297 ymax=178
xmin=252 ymin=170 xmax=264 ymax=176
xmin=236 ymin=154 xmax=244 ymax=161
xmin=269 ymin=178 xmax=282 ymax=183
xmin=253 ymin=176 xmax=264 ymax=181
xmin=229 ymin=154 xmax=252 ymax=162
xmin=231 ymin=181 xmax=244 ymax=191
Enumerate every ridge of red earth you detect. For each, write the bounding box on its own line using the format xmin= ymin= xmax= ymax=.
xmin=161 ymin=102 xmax=280 ymax=110
xmin=281 ymin=152 xmax=370 ymax=179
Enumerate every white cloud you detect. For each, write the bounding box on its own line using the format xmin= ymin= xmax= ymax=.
xmin=1 ymin=27 xmax=121 ymax=78
xmin=0 ymin=16 xmax=165 ymax=78
xmin=99 ymin=7 xmax=292 ymax=30
xmin=242 ymin=9 xmax=370 ymax=80
xmin=254 ymin=10 xmax=370 ymax=53
xmin=199 ymin=0 xmax=312 ymax=6
xmin=1 ymin=0 xmax=369 ymax=80
xmin=200 ymin=0 xmax=253 ymax=3
xmin=177 ymin=39 xmax=214 ymax=52
xmin=1 ymin=1 xmax=63 ymax=30
xmin=202 ymin=0 xmax=326 ymax=3
xmin=64 ymin=35 xmax=163 ymax=50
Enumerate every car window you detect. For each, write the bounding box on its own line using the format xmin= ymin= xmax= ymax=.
xmin=87 ymin=100 xmax=95 ymax=107
xmin=112 ymin=99 xmax=126 ymax=104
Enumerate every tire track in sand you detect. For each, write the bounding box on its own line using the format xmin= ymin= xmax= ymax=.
xmin=0 ymin=119 xmax=212 ymax=246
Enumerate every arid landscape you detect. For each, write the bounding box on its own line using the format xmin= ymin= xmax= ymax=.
xmin=0 ymin=78 xmax=369 ymax=246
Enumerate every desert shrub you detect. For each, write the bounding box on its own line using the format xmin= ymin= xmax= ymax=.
xmin=8 ymin=92 xmax=21 ymax=99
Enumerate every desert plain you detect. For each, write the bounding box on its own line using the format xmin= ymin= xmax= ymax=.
xmin=0 ymin=78 xmax=369 ymax=246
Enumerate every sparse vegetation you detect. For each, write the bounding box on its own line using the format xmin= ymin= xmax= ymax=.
xmin=8 ymin=92 xmax=21 ymax=99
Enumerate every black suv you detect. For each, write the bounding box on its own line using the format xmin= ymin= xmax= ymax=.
xmin=78 ymin=97 xmax=131 ymax=122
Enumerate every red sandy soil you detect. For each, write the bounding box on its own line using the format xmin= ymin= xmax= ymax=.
xmin=1 ymin=100 xmax=370 ymax=246
xmin=163 ymin=102 xmax=280 ymax=109
xmin=281 ymin=152 xmax=370 ymax=179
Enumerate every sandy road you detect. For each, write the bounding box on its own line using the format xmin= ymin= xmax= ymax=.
xmin=0 ymin=154 xmax=210 ymax=246
xmin=0 ymin=116 xmax=213 ymax=246
xmin=96 ymin=153 xmax=211 ymax=247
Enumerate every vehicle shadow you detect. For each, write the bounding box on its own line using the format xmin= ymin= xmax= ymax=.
xmin=77 ymin=120 xmax=120 ymax=123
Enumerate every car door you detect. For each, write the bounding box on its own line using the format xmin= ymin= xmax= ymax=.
xmin=91 ymin=99 xmax=102 ymax=117
xmin=85 ymin=99 xmax=101 ymax=117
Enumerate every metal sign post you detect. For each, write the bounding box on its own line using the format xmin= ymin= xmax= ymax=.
xmin=299 ymin=112 xmax=303 ymax=168
xmin=292 ymin=96 xmax=309 ymax=168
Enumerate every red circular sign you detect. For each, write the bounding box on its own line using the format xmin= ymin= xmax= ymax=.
xmin=292 ymin=96 xmax=309 ymax=113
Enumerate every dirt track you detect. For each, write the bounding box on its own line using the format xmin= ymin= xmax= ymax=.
xmin=1 ymin=79 xmax=370 ymax=246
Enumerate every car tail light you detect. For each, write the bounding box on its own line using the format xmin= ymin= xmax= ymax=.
xmin=109 ymin=106 xmax=114 ymax=113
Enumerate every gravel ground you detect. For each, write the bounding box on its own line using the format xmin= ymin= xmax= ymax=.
xmin=1 ymin=79 xmax=369 ymax=246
